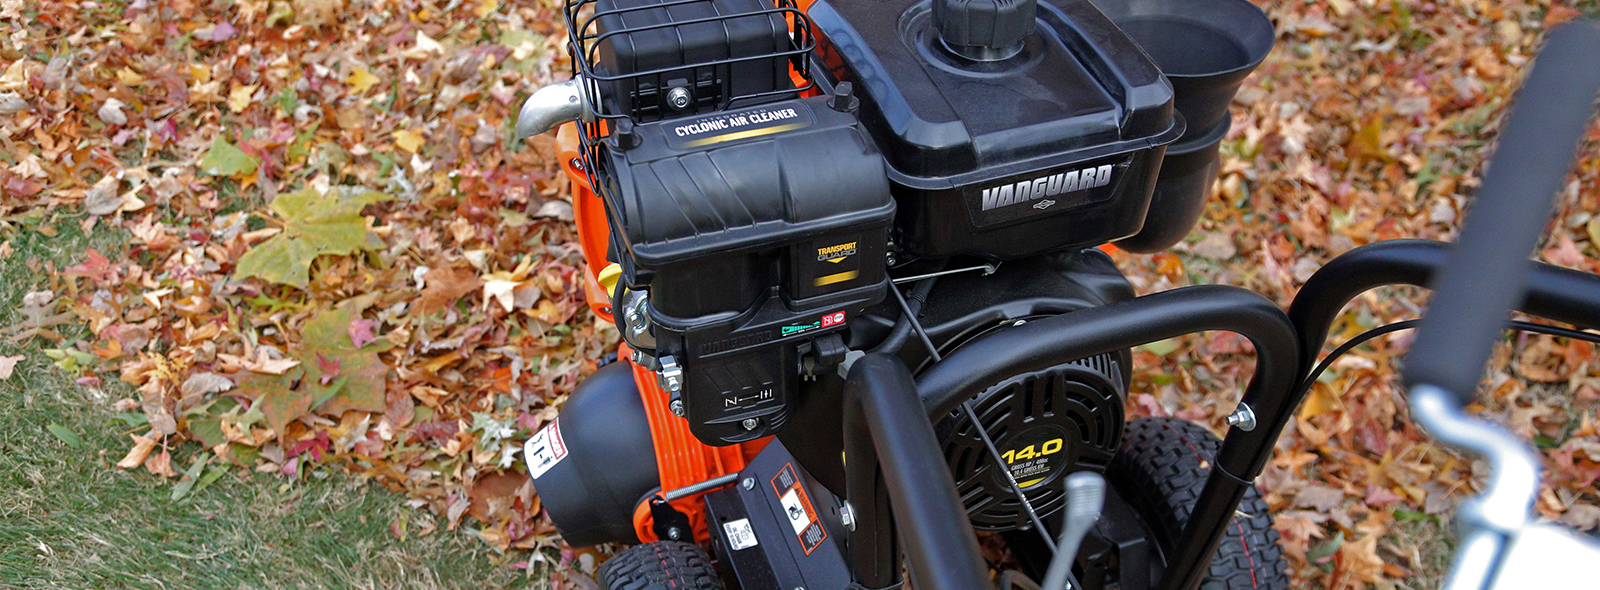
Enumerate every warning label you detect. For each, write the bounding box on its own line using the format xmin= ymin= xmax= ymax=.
xmin=770 ymin=463 xmax=827 ymax=555
xmin=524 ymin=419 xmax=568 ymax=479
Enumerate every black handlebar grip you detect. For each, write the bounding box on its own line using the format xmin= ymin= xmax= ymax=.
xmin=1404 ymin=22 xmax=1600 ymax=404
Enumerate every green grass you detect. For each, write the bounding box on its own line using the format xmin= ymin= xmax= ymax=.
xmin=0 ymin=215 xmax=530 ymax=589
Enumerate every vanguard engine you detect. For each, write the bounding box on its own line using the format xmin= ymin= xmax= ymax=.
xmin=521 ymin=0 xmax=1271 ymax=549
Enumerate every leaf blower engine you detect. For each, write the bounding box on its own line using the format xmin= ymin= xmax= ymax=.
xmin=522 ymin=0 xmax=1239 ymax=549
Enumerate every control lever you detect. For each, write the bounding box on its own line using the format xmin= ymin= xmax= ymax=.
xmin=1040 ymin=472 xmax=1107 ymax=590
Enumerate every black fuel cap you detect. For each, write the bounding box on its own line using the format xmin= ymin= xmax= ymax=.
xmin=934 ymin=0 xmax=1037 ymax=61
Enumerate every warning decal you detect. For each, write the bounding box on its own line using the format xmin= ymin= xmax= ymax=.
xmin=524 ymin=419 xmax=568 ymax=479
xmin=769 ymin=463 xmax=827 ymax=555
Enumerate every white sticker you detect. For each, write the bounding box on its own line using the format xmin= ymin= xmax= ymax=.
xmin=723 ymin=518 xmax=758 ymax=551
xmin=523 ymin=419 xmax=568 ymax=479
xmin=779 ymin=489 xmax=809 ymax=535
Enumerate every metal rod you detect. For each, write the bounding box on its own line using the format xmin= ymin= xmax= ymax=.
xmin=891 ymin=262 xmax=1000 ymax=284
xmin=888 ymin=283 xmax=1059 ymax=555
xmin=661 ymin=472 xmax=742 ymax=502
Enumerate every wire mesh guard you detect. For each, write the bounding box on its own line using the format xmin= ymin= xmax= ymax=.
xmin=561 ymin=0 xmax=817 ymax=205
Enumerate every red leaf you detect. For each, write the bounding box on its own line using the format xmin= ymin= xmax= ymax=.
xmin=347 ymin=318 xmax=377 ymax=349
xmin=316 ymin=352 xmax=342 ymax=385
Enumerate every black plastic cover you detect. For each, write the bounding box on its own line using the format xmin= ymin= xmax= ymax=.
xmin=599 ymin=94 xmax=895 ymax=445
xmin=809 ymin=0 xmax=1183 ymax=259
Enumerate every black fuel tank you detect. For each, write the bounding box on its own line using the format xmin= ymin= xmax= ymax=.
xmin=808 ymin=0 xmax=1183 ymax=260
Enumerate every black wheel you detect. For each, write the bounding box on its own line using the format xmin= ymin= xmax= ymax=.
xmin=1108 ymin=417 xmax=1290 ymax=590
xmin=599 ymin=541 xmax=724 ymax=590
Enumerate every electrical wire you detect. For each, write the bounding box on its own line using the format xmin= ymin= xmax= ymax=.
xmin=1300 ymin=319 xmax=1600 ymax=396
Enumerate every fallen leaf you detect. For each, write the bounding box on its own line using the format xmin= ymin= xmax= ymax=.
xmin=116 ymin=431 xmax=159 ymax=469
xmin=199 ymin=136 xmax=259 ymax=177
xmin=228 ymin=84 xmax=257 ymax=113
xmin=348 ymin=318 xmax=378 ymax=349
xmin=239 ymin=372 xmax=310 ymax=436
xmin=47 ymin=423 xmax=82 ymax=449
xmin=346 ymin=67 xmax=380 ymax=94
xmin=234 ymin=188 xmax=391 ymax=287
xmin=97 ymin=98 xmax=127 ymax=125
xmin=0 ymin=354 xmax=23 ymax=379
xmin=393 ymin=129 xmax=425 ymax=153
xmin=180 ymin=372 xmax=234 ymax=399
xmin=415 ymin=266 xmax=482 ymax=315
xmin=297 ymin=303 xmax=388 ymax=415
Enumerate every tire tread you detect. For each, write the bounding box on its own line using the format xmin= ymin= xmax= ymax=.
xmin=1109 ymin=417 xmax=1290 ymax=590
xmin=599 ymin=541 xmax=723 ymax=590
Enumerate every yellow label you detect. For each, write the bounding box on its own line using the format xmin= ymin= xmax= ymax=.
xmin=817 ymin=241 xmax=858 ymax=264
xmin=813 ymin=270 xmax=859 ymax=287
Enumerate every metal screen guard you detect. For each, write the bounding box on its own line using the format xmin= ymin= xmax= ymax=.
xmin=913 ymin=285 xmax=1300 ymax=590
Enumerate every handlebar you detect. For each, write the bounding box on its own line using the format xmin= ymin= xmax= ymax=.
xmin=1402 ymin=23 xmax=1600 ymax=403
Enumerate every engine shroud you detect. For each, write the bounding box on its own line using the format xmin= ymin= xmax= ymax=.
xmin=937 ymin=348 xmax=1128 ymax=531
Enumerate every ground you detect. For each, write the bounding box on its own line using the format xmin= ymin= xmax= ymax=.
xmin=0 ymin=222 xmax=528 ymax=589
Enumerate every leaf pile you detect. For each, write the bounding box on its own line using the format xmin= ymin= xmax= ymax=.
xmin=4 ymin=0 xmax=1599 ymax=587
xmin=3 ymin=0 xmax=606 ymax=560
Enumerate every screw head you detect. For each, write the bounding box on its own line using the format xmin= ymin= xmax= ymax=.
xmin=667 ymin=87 xmax=692 ymax=110
xmin=741 ymin=477 xmax=755 ymax=490
xmin=666 ymin=527 xmax=683 ymax=540
xmin=741 ymin=418 xmax=759 ymax=431
xmin=669 ymin=399 xmax=685 ymax=417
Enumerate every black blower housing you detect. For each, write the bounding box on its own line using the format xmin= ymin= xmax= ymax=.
xmin=526 ymin=362 xmax=658 ymax=547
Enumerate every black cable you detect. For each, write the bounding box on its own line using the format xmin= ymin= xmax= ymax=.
xmin=1300 ymin=319 xmax=1600 ymax=396
xmin=872 ymin=264 xmax=944 ymax=355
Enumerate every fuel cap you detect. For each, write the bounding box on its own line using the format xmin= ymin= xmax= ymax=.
xmin=934 ymin=0 xmax=1037 ymax=61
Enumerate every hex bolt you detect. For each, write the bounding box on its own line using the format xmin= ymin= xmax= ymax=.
xmin=666 ymin=527 xmax=683 ymax=540
xmin=742 ymin=478 xmax=755 ymax=490
xmin=1225 ymin=403 xmax=1257 ymax=431
xmin=839 ymin=501 xmax=856 ymax=532
xmin=741 ymin=418 xmax=759 ymax=431
xmin=669 ymin=399 xmax=686 ymax=417
xmin=667 ymin=87 xmax=692 ymax=110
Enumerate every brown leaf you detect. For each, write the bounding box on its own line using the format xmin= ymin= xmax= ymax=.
xmin=415 ymin=266 xmax=481 ymax=315
xmin=238 ymin=372 xmax=310 ymax=437
xmin=116 ymin=431 xmax=160 ymax=469
xmin=1294 ymin=485 xmax=1346 ymax=513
